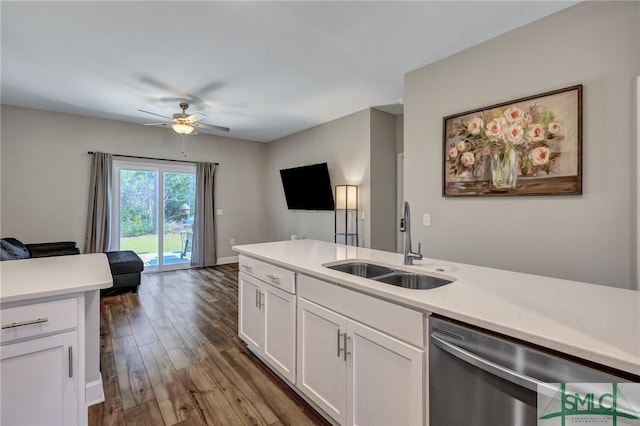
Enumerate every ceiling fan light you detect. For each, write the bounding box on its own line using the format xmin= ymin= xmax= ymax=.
xmin=172 ymin=123 xmax=195 ymax=135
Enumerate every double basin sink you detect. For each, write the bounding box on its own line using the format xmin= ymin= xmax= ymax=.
xmin=325 ymin=261 xmax=453 ymax=290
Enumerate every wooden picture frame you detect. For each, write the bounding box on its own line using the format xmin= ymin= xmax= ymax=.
xmin=442 ymin=85 xmax=582 ymax=197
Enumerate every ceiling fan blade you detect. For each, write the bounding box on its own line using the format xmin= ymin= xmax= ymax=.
xmin=138 ymin=109 xmax=173 ymax=120
xmin=194 ymin=122 xmax=231 ymax=132
xmin=186 ymin=112 xmax=206 ymax=123
xmin=142 ymin=123 xmax=172 ymax=127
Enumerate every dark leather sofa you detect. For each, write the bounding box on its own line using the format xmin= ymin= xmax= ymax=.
xmin=0 ymin=237 xmax=80 ymax=260
xmin=0 ymin=238 xmax=143 ymax=294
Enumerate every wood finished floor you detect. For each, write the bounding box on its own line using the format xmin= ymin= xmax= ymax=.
xmin=89 ymin=264 xmax=330 ymax=426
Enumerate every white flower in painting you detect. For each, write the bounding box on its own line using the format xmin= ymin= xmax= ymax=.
xmin=528 ymin=124 xmax=545 ymax=142
xmin=506 ymin=125 xmax=524 ymax=144
xmin=504 ymin=106 xmax=524 ymax=123
xmin=456 ymin=140 xmax=466 ymax=152
xmin=530 ymin=146 xmax=550 ymax=166
xmin=460 ymin=152 xmax=475 ymax=167
xmin=485 ymin=118 xmax=503 ymax=140
xmin=467 ymin=117 xmax=484 ymax=135
xmin=547 ymin=122 xmax=560 ymax=134
xmin=448 ymin=147 xmax=458 ymax=159
xmin=523 ymin=112 xmax=533 ymax=127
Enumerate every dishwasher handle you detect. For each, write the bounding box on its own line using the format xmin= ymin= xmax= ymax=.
xmin=431 ymin=334 xmax=558 ymax=395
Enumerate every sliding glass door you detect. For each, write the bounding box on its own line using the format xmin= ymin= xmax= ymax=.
xmin=112 ymin=160 xmax=196 ymax=271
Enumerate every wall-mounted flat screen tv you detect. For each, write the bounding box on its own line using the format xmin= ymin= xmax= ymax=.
xmin=280 ymin=162 xmax=335 ymax=210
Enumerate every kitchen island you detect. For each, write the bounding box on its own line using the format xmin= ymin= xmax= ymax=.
xmin=235 ymin=239 xmax=640 ymax=426
xmin=234 ymin=239 xmax=639 ymax=376
xmin=0 ymin=253 xmax=113 ymax=425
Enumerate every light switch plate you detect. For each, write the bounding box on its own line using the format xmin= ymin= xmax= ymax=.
xmin=216 ymin=209 xmax=223 ymax=216
xmin=423 ymin=213 xmax=431 ymax=227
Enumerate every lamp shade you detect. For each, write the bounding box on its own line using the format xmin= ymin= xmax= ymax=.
xmin=172 ymin=123 xmax=195 ymax=135
xmin=335 ymin=185 xmax=358 ymax=210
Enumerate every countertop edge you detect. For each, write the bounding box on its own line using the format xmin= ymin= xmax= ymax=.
xmin=0 ymin=279 xmax=113 ymax=304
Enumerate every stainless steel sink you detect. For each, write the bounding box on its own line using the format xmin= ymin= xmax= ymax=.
xmin=325 ymin=261 xmax=453 ymax=289
xmin=326 ymin=262 xmax=395 ymax=278
xmin=375 ymin=272 xmax=451 ymax=290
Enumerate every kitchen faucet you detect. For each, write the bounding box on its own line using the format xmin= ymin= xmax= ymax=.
xmin=400 ymin=201 xmax=423 ymax=265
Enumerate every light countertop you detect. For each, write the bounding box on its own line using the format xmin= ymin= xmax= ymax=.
xmin=0 ymin=253 xmax=113 ymax=304
xmin=234 ymin=239 xmax=640 ymax=376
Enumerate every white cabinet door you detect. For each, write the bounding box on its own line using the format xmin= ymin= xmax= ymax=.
xmin=263 ymin=283 xmax=296 ymax=383
xmin=347 ymin=320 xmax=424 ymax=426
xmin=1 ymin=331 xmax=79 ymax=426
xmin=238 ymin=273 xmax=263 ymax=350
xmin=297 ymin=298 xmax=348 ymax=425
xmin=239 ymin=271 xmax=297 ymax=384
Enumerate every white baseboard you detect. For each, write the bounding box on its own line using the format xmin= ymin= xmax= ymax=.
xmin=217 ymin=255 xmax=238 ymax=265
xmin=85 ymin=373 xmax=105 ymax=406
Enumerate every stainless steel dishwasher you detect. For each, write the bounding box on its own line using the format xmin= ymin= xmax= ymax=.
xmin=429 ymin=316 xmax=636 ymax=426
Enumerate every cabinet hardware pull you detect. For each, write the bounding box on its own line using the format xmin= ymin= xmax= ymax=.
xmin=344 ymin=335 xmax=351 ymax=361
xmin=1 ymin=317 xmax=49 ymax=329
xmin=68 ymin=346 xmax=73 ymax=378
xmin=259 ymin=291 xmax=264 ymax=309
xmin=337 ymin=330 xmax=344 ymax=357
xmin=255 ymin=288 xmax=259 ymax=308
xmin=242 ymin=264 xmax=252 ymax=271
xmin=266 ymin=274 xmax=280 ymax=282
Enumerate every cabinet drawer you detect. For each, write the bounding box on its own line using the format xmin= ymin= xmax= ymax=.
xmin=1 ymin=297 xmax=78 ymax=344
xmin=298 ymin=274 xmax=424 ymax=348
xmin=239 ymin=255 xmax=295 ymax=294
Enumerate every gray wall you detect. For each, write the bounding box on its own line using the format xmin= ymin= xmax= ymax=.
xmin=395 ymin=114 xmax=404 ymax=154
xmin=265 ymin=108 xmax=400 ymax=249
xmin=265 ymin=109 xmax=372 ymax=245
xmin=370 ymin=108 xmax=397 ymax=252
xmin=404 ymin=2 xmax=639 ymax=289
xmin=0 ymin=105 xmax=269 ymax=259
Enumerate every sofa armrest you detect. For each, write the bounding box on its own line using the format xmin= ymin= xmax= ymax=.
xmin=26 ymin=241 xmax=80 ymax=258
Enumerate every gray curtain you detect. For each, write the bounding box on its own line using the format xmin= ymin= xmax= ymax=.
xmin=191 ymin=162 xmax=217 ymax=267
xmin=84 ymin=152 xmax=112 ymax=253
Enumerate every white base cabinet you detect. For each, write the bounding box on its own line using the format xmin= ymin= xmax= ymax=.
xmin=347 ymin=319 xmax=423 ymax=426
xmin=237 ymin=256 xmax=426 ymax=426
xmin=0 ymin=295 xmax=85 ymax=426
xmin=298 ymin=298 xmax=348 ymax=423
xmin=297 ymin=275 xmax=425 ymax=426
xmin=1 ymin=332 xmax=79 ymax=426
xmin=238 ymin=271 xmax=296 ymax=383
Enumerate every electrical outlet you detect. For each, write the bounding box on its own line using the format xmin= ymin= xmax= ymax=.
xmin=216 ymin=209 xmax=224 ymax=216
xmin=360 ymin=211 xmax=365 ymax=220
xmin=230 ymin=238 xmax=235 ymax=245
xmin=423 ymin=213 xmax=431 ymax=227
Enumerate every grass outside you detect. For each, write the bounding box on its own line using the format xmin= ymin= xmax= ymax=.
xmin=120 ymin=233 xmax=184 ymax=254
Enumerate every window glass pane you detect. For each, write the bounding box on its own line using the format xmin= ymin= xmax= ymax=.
xmin=163 ymin=172 xmax=196 ymax=266
xmin=119 ymin=169 xmax=159 ymax=266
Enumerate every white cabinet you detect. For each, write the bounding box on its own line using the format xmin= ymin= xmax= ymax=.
xmin=297 ymin=275 xmax=424 ymax=426
xmin=0 ymin=296 xmax=83 ymax=426
xmin=1 ymin=332 xmax=79 ymax=426
xmin=347 ymin=319 xmax=423 ymax=426
xmin=238 ymin=266 xmax=296 ymax=383
xmin=298 ymin=298 xmax=348 ymax=423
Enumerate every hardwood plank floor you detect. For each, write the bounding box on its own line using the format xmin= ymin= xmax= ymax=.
xmin=89 ymin=264 xmax=329 ymax=426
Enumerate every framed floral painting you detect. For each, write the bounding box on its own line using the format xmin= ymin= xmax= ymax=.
xmin=442 ymin=85 xmax=582 ymax=197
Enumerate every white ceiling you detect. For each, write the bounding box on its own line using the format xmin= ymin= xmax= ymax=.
xmin=1 ymin=1 xmax=576 ymax=142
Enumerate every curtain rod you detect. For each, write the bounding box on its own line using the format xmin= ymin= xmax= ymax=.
xmin=87 ymin=152 xmax=218 ymax=165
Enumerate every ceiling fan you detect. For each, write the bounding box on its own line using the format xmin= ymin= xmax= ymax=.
xmin=138 ymin=102 xmax=230 ymax=135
